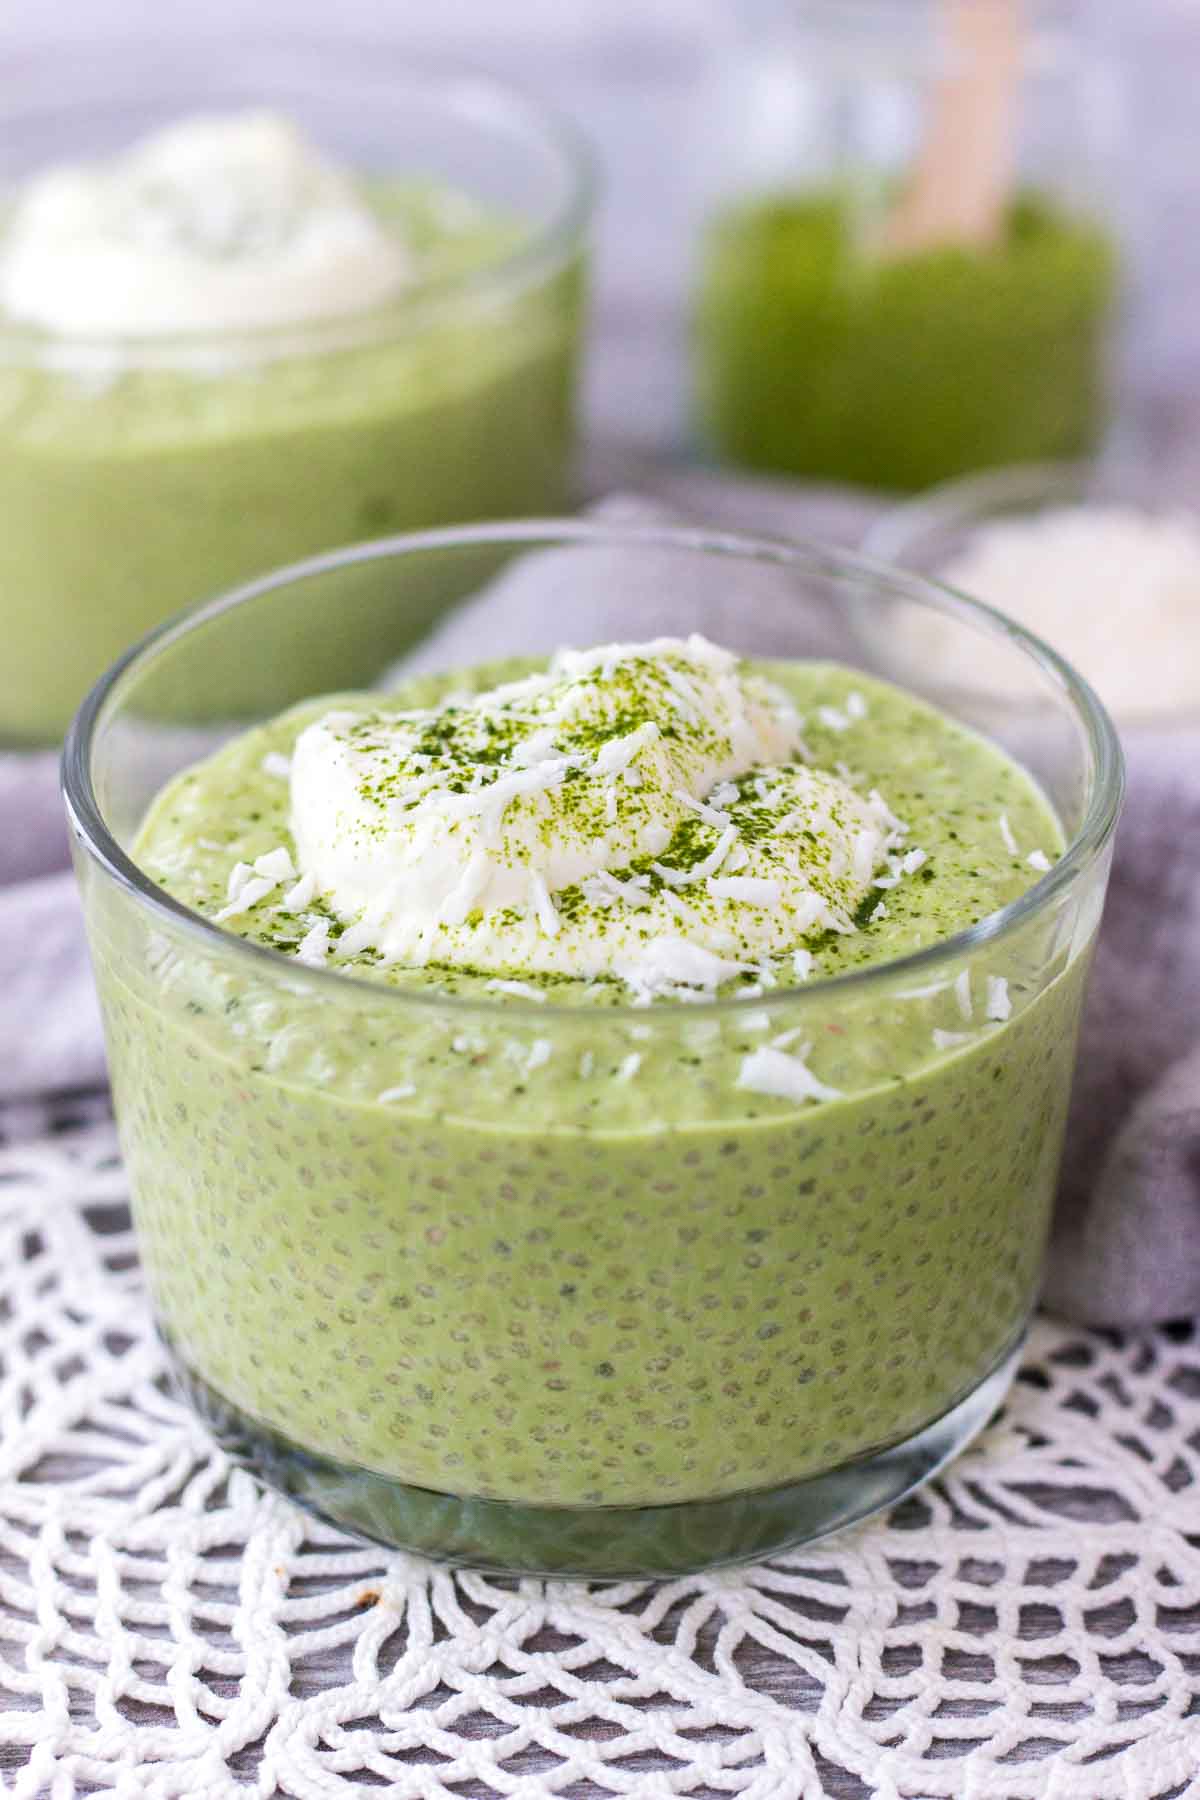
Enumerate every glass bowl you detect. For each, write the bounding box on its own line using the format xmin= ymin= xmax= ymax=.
xmin=861 ymin=460 xmax=1200 ymax=731
xmin=0 ymin=48 xmax=592 ymax=745
xmin=63 ymin=521 xmax=1122 ymax=1577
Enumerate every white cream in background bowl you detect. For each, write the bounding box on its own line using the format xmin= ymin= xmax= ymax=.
xmin=862 ymin=462 xmax=1200 ymax=731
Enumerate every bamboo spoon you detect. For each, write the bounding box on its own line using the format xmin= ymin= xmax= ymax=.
xmin=881 ymin=0 xmax=1024 ymax=257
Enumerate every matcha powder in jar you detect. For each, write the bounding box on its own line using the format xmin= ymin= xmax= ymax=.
xmin=692 ymin=0 xmax=1122 ymax=491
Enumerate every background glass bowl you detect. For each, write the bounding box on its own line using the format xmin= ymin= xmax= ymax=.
xmin=0 ymin=47 xmax=592 ymax=744
xmin=689 ymin=5 xmax=1123 ymax=490
xmin=63 ymin=522 xmax=1122 ymax=1577
xmin=861 ymin=459 xmax=1200 ymax=732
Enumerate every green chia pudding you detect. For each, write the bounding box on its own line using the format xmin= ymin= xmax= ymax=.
xmin=94 ymin=634 xmax=1094 ymax=1561
xmin=693 ymin=192 xmax=1117 ymax=491
xmin=0 ymin=113 xmax=584 ymax=743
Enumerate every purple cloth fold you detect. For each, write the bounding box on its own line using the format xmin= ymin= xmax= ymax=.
xmin=3 ymin=476 xmax=1197 ymax=1328
xmin=0 ymin=751 xmax=103 ymax=1099
xmin=1043 ymin=731 xmax=1200 ymax=1325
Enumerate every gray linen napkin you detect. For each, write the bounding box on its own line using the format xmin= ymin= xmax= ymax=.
xmin=1042 ymin=732 xmax=1200 ymax=1325
xmin=0 ymin=753 xmax=103 ymax=1099
xmin=7 ymin=478 xmax=1199 ymax=1326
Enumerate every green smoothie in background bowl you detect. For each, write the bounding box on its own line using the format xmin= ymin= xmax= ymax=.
xmin=63 ymin=522 xmax=1122 ymax=1577
xmin=0 ymin=54 xmax=590 ymax=744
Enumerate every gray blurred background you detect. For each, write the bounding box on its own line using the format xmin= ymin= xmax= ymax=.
xmin=8 ymin=0 xmax=1197 ymax=477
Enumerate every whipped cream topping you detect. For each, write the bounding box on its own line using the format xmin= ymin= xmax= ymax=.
xmin=0 ymin=112 xmax=412 ymax=337
xmin=288 ymin=638 xmax=910 ymax=998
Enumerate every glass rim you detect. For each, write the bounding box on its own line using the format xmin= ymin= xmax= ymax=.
xmin=62 ymin=519 xmax=1125 ymax=1023
xmin=861 ymin=458 xmax=1095 ymax=565
xmin=0 ymin=45 xmax=595 ymax=369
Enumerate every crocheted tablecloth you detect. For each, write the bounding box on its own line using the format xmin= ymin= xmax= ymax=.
xmin=2 ymin=1102 xmax=1198 ymax=1800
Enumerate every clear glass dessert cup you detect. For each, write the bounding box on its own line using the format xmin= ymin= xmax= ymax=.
xmin=0 ymin=48 xmax=592 ymax=745
xmin=63 ymin=522 xmax=1123 ymax=1578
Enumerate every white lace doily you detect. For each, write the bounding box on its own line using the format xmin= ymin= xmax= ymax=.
xmin=2 ymin=1109 xmax=1198 ymax=1800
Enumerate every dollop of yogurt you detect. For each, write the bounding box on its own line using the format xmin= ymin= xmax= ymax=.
xmin=0 ymin=112 xmax=412 ymax=336
xmin=289 ymin=637 xmax=910 ymax=998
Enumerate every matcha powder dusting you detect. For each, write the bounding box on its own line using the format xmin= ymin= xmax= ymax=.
xmin=278 ymin=635 xmax=919 ymax=996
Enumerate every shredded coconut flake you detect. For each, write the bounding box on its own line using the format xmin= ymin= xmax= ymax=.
xmin=254 ymin=847 xmax=296 ymax=883
xmin=896 ymin=977 xmax=951 ymax=1000
xmin=651 ymin=825 xmax=740 ymax=889
xmin=676 ymin=789 xmax=733 ymax=830
xmin=282 ymin=872 xmax=317 ymax=912
xmin=706 ymin=876 xmax=783 ymax=905
xmin=737 ymin=1045 xmax=843 ymax=1105
xmin=214 ymin=875 xmax=275 ymax=922
xmin=852 ymin=830 xmax=884 ymax=885
xmin=528 ymin=873 xmax=560 ymax=938
xmin=377 ymin=1084 xmax=416 ymax=1104
xmin=618 ymin=936 xmax=748 ymax=1002
xmin=485 ymin=979 xmax=547 ymax=1002
xmin=226 ymin=861 xmax=255 ymax=901
xmin=295 ymin=919 xmax=331 ymax=966
xmin=986 ymin=975 xmax=1012 ymax=1022
xmin=510 ymin=727 xmax=560 ymax=767
xmin=593 ymin=721 xmax=660 ymax=781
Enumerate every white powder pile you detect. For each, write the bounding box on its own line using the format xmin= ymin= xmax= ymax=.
xmin=932 ymin=505 xmax=1200 ymax=723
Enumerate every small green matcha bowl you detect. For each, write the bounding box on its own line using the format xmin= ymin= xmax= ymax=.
xmin=0 ymin=49 xmax=592 ymax=745
xmin=63 ymin=522 xmax=1123 ymax=1577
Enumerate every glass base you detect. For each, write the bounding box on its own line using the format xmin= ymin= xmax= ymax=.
xmin=169 ymin=1333 xmax=1023 ymax=1578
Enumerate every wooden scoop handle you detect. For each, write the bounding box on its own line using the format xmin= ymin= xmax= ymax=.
xmin=881 ymin=0 xmax=1023 ymax=258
